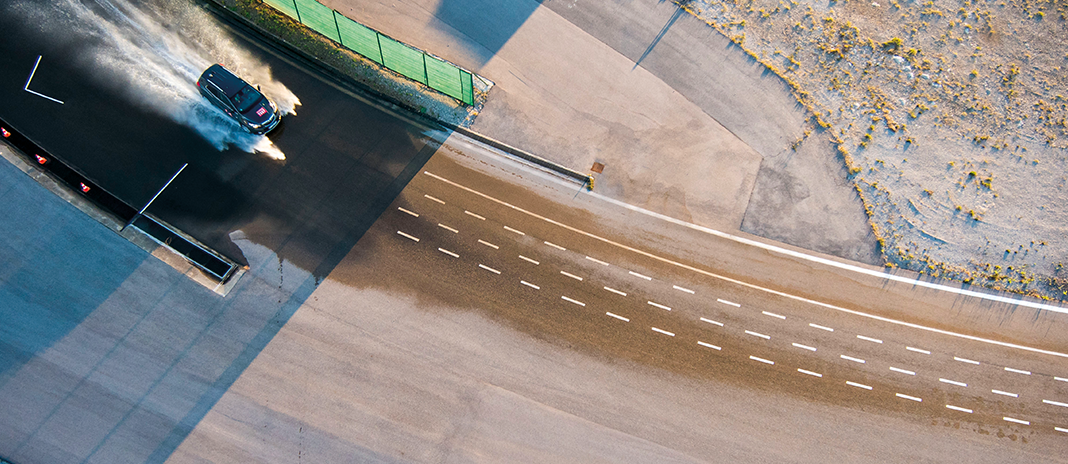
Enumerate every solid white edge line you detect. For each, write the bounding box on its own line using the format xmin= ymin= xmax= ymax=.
xmin=939 ymin=378 xmax=968 ymax=387
xmin=749 ymin=356 xmax=774 ymax=365
xmin=946 ymin=405 xmax=972 ymax=413
xmin=846 ymin=381 xmax=872 ymax=390
xmin=561 ymin=296 xmax=585 ymax=306
xmin=544 ymin=241 xmax=566 ymax=251
xmin=857 ymin=335 xmax=883 ymax=343
xmin=798 ymin=369 xmax=822 ymax=378
xmin=519 ymin=255 xmax=540 ymax=265
xmin=438 ymin=223 xmax=458 ymax=233
xmin=397 ymin=231 xmax=420 ymax=242
xmin=717 ymin=298 xmax=741 ymax=307
xmin=673 ymin=285 xmax=695 ymax=294
xmin=397 ymin=207 xmax=419 ymax=217
xmin=478 ymin=240 xmax=500 ymax=249
xmin=1056 ymin=377 xmax=1068 ymax=383
xmin=840 ymin=355 xmax=866 ymax=364
xmin=651 ymin=327 xmax=675 ymax=336
xmin=953 ymin=356 xmax=980 ymax=365
xmin=648 ymin=301 xmax=672 ymax=311
xmin=896 ymin=393 xmax=922 ymax=402
xmin=906 ymin=346 xmax=931 ymax=354
xmin=422 ymin=171 xmax=1068 ymax=358
xmin=1004 ymin=417 xmax=1030 ymax=426
xmin=464 ymin=210 xmax=486 ymax=220
xmin=560 ymin=271 xmax=583 ymax=281
xmin=586 ymin=256 xmax=610 ymax=266
xmin=762 ymin=311 xmax=786 ymax=320
xmin=698 ymin=341 xmax=721 ymax=350
xmin=1043 ymin=399 xmax=1068 ymax=407
xmin=809 ymin=323 xmax=834 ymax=332
xmin=629 ymin=271 xmax=653 ymax=281
xmin=503 ymin=226 xmax=525 ymax=235
xmin=438 ymin=248 xmax=458 ymax=258
xmin=889 ymin=367 xmax=916 ymax=375
xmin=1057 ymin=427 xmax=1068 ymax=433
xmin=521 ymin=280 xmax=540 ymax=290
xmin=700 ymin=317 xmax=724 ymax=327
xmin=478 ymin=264 xmax=501 ymax=274
xmin=424 ymin=194 xmax=445 ymax=204
xmin=1004 ymin=367 xmax=1032 ymax=375
xmin=792 ymin=343 xmax=816 ymax=352
xmin=606 ymin=312 xmax=629 ymax=322
xmin=745 ymin=330 xmax=770 ymax=340
xmin=992 ymin=390 xmax=1018 ymax=398
xmin=604 ymin=286 xmax=627 ymax=296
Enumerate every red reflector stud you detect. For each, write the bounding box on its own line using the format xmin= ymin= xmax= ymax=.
xmin=80 ymin=183 xmax=91 ymax=193
xmin=35 ymin=154 xmax=48 ymax=165
xmin=1 ymin=127 xmax=10 ymax=138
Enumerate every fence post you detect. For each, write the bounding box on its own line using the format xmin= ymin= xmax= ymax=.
xmin=422 ymin=55 xmax=429 ymax=86
xmin=332 ymin=9 xmax=343 ymax=46
xmin=292 ymin=0 xmax=302 ymax=24
xmin=375 ymin=32 xmax=384 ymax=68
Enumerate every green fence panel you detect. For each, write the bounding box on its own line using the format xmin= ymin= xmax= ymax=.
xmin=293 ymin=0 xmax=340 ymax=43
xmin=263 ymin=0 xmax=299 ymax=20
xmin=424 ymin=56 xmax=463 ymax=101
xmin=460 ymin=70 xmax=474 ymax=106
xmin=335 ymin=15 xmax=382 ymax=64
xmin=379 ymin=36 xmax=427 ymax=84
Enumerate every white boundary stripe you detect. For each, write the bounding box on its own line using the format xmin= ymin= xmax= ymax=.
xmin=1004 ymin=367 xmax=1032 ymax=375
xmin=698 ymin=341 xmax=722 ymax=350
xmin=604 ymin=287 xmax=627 ymax=296
xmin=478 ymin=239 xmax=499 ymax=249
xmin=560 ymin=271 xmax=583 ymax=281
xmin=561 ymin=296 xmax=585 ymax=306
xmin=1043 ymin=399 xmax=1068 ymax=407
xmin=1056 ymin=377 xmax=1068 ymax=383
xmin=840 ymin=355 xmax=866 ymax=364
xmin=519 ymin=255 xmax=540 ymax=265
xmin=762 ymin=311 xmax=786 ymax=320
xmin=478 ymin=264 xmax=501 ymax=274
xmin=1057 ymin=427 xmax=1068 ymax=433
xmin=953 ymin=356 xmax=980 ymax=365
xmin=809 ymin=323 xmax=834 ymax=332
xmin=397 ymin=231 xmax=420 ymax=242
xmin=745 ymin=330 xmax=770 ymax=340
xmin=889 ymin=367 xmax=916 ymax=375
xmin=397 ymin=207 xmax=419 ymax=217
xmin=700 ymin=317 xmax=724 ymax=327
xmin=750 ymin=356 xmax=774 ymax=365
xmin=544 ymin=241 xmax=566 ymax=251
xmin=857 ymin=335 xmax=883 ymax=344
xmin=992 ymin=390 xmax=1018 ymax=398
xmin=798 ymin=369 xmax=822 ymax=377
xmin=629 ymin=271 xmax=652 ymax=281
xmin=792 ymin=342 xmax=816 ymax=352
xmin=503 ymin=226 xmax=525 ymax=235
xmin=846 ymin=381 xmax=872 ymax=390
xmin=23 ymin=56 xmax=64 ymax=104
xmin=521 ymin=280 xmax=540 ymax=289
xmin=896 ymin=393 xmax=922 ymax=402
xmin=717 ymin=299 xmax=741 ymax=307
xmin=586 ymin=256 xmax=610 ymax=266
xmin=438 ymin=223 xmax=458 ymax=233
xmin=946 ymin=404 xmax=973 ymax=413
xmin=648 ymin=301 xmax=672 ymax=311
xmin=906 ymin=346 xmax=931 ymax=355
xmin=424 ymin=194 xmax=445 ymax=204
xmin=673 ymin=285 xmax=695 ymax=294
xmin=606 ymin=312 xmax=630 ymax=322
xmin=1004 ymin=417 xmax=1030 ymax=425
xmin=464 ymin=210 xmax=486 ymax=220
xmin=939 ymin=378 xmax=967 ymax=387
xmin=438 ymin=248 xmax=459 ymax=258
xmin=424 ymin=171 xmax=1068 ymax=358
xmin=651 ymin=327 xmax=675 ymax=336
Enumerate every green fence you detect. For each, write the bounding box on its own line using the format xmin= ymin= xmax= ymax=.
xmin=264 ymin=0 xmax=476 ymax=105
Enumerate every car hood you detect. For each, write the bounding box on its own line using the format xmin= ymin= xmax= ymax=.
xmin=241 ymin=97 xmax=274 ymax=124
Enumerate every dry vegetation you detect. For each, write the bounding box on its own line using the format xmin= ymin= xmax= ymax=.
xmin=682 ymin=0 xmax=1068 ymax=299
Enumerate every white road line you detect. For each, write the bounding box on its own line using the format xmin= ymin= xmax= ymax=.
xmin=792 ymin=343 xmax=816 ymax=352
xmin=423 ymin=171 xmax=1068 ymax=359
xmin=953 ymin=356 xmax=980 ymax=365
xmin=503 ymin=226 xmax=525 ymax=235
xmin=946 ymin=404 xmax=973 ymax=413
xmin=896 ymin=393 xmax=923 ymax=402
xmin=700 ymin=317 xmax=724 ymax=327
xmin=857 ymin=335 xmax=883 ymax=344
xmin=561 ymin=296 xmax=585 ymax=306
xmin=750 ymin=356 xmax=775 ymax=365
xmin=603 ymin=286 xmax=627 ymax=296
xmin=939 ymin=378 xmax=968 ymax=387
xmin=397 ymin=207 xmax=419 ymax=217
xmin=889 ymin=367 xmax=916 ymax=375
xmin=521 ymin=280 xmax=540 ymax=290
xmin=519 ymin=255 xmax=540 ymax=265
xmin=438 ymin=223 xmax=459 ymax=233
xmin=698 ymin=341 xmax=722 ymax=350
xmin=798 ymin=369 xmax=823 ymax=378
xmin=629 ymin=271 xmax=653 ymax=281
xmin=647 ymin=301 xmax=672 ymax=311
xmin=478 ymin=239 xmax=499 ymax=249
xmin=23 ymin=56 xmax=65 ymax=104
xmin=1043 ymin=399 xmax=1068 ymax=407
xmin=424 ymin=194 xmax=445 ymax=204
xmin=840 ymin=355 xmax=866 ymax=364
xmin=464 ymin=210 xmax=486 ymax=220
xmin=673 ymin=285 xmax=695 ymax=294
xmin=438 ymin=248 xmax=459 ymax=258
xmin=544 ymin=241 xmax=567 ymax=251
xmin=397 ymin=231 xmax=420 ymax=242
xmin=1057 ymin=377 xmax=1068 ymax=383
xmin=809 ymin=323 xmax=834 ymax=332
xmin=586 ymin=256 xmax=610 ymax=266
xmin=717 ymin=299 xmax=741 ymax=308
xmin=1004 ymin=417 xmax=1030 ymax=426
xmin=846 ymin=381 xmax=872 ymax=390
xmin=906 ymin=346 xmax=931 ymax=355
xmin=745 ymin=330 xmax=771 ymax=340
xmin=606 ymin=312 xmax=630 ymax=322
xmin=478 ymin=264 xmax=501 ymax=274
xmin=652 ymin=327 xmax=675 ymax=336
xmin=1004 ymin=367 xmax=1032 ymax=375
xmin=992 ymin=390 xmax=1019 ymax=398
xmin=560 ymin=271 xmax=583 ymax=281
xmin=762 ymin=311 xmax=786 ymax=320
xmin=1058 ymin=427 xmax=1068 ymax=433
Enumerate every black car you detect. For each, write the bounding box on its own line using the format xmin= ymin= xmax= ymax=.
xmin=197 ymin=64 xmax=280 ymax=135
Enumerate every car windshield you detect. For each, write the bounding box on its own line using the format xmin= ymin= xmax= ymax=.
xmin=230 ymin=85 xmax=262 ymax=113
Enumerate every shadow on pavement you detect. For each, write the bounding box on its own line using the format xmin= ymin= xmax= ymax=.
xmin=432 ymin=0 xmax=541 ymax=66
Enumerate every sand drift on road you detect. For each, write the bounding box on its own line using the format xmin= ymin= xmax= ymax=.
xmin=13 ymin=0 xmax=300 ymax=160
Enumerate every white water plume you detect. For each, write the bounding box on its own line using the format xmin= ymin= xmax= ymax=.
xmin=14 ymin=0 xmax=300 ymax=159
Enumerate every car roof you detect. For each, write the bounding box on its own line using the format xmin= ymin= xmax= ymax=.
xmin=200 ymin=64 xmax=247 ymax=97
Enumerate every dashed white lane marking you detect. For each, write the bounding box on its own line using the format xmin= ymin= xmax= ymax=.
xmin=464 ymin=210 xmax=486 ymax=220
xmin=478 ymin=264 xmax=501 ymax=274
xmin=423 ymin=194 xmax=445 ymax=204
xmin=478 ymin=239 xmax=499 ymax=249
xmin=896 ymin=393 xmax=923 ymax=402
xmin=397 ymin=231 xmax=420 ymax=242
xmin=1004 ymin=367 xmax=1032 ymax=375
xmin=1056 ymin=377 xmax=1068 ymax=383
xmin=604 ymin=286 xmax=627 ymax=296
xmin=629 ymin=271 xmax=653 ymax=281
xmin=840 ymin=355 xmax=866 ymax=364
xmin=762 ymin=311 xmax=786 ymax=320
xmin=503 ymin=226 xmax=525 ymax=235
xmin=519 ymin=255 xmax=539 ymax=265
xmin=648 ymin=301 xmax=671 ymax=311
xmin=857 ymin=335 xmax=883 ymax=344
xmin=1057 ymin=427 xmax=1068 ymax=433
xmin=652 ymin=327 xmax=675 ymax=337
xmin=792 ymin=343 xmax=816 ymax=352
xmin=544 ymin=241 xmax=566 ymax=251
xmin=946 ymin=404 xmax=973 ymax=413
xmin=1004 ymin=417 xmax=1030 ymax=426
xmin=750 ymin=356 xmax=775 ymax=365
xmin=700 ymin=317 xmax=724 ymax=327
xmin=717 ymin=299 xmax=741 ymax=308
xmin=560 ymin=271 xmax=583 ymax=281
xmin=438 ymin=223 xmax=459 ymax=233
xmin=745 ymin=330 xmax=771 ymax=340
xmin=673 ymin=285 xmax=695 ymax=294
xmin=889 ymin=367 xmax=916 ymax=375
xmin=521 ymin=280 xmax=540 ymax=290
xmin=846 ymin=381 xmax=872 ymax=390
xmin=397 ymin=207 xmax=419 ymax=217
xmin=585 ymin=256 xmax=610 ymax=266
xmin=561 ymin=296 xmax=585 ymax=306
xmin=438 ymin=248 xmax=459 ymax=258
xmin=606 ymin=312 xmax=629 ymax=322
xmin=992 ymin=390 xmax=1019 ymax=398
xmin=953 ymin=356 xmax=980 ymax=365
xmin=939 ymin=378 xmax=968 ymax=387
xmin=809 ymin=323 xmax=834 ymax=332
xmin=1043 ymin=399 xmax=1068 ymax=408
xmin=906 ymin=346 xmax=931 ymax=355
xmin=698 ymin=341 xmax=722 ymax=350
xmin=798 ymin=369 xmax=823 ymax=378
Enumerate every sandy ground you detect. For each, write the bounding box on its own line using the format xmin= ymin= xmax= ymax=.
xmin=682 ymin=0 xmax=1068 ymax=299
